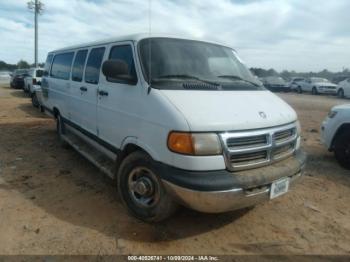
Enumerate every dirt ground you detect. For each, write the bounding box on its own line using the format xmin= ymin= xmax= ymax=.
xmin=0 ymin=84 xmax=349 ymax=255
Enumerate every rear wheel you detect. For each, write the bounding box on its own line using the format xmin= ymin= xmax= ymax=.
xmin=117 ymin=151 xmax=178 ymax=222
xmin=312 ymin=87 xmax=318 ymax=95
xmin=334 ymin=131 xmax=350 ymax=170
xmin=337 ymin=89 xmax=345 ymax=98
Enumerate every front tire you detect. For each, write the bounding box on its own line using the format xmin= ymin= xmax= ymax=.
xmin=337 ymin=89 xmax=345 ymax=98
xmin=297 ymin=86 xmax=302 ymax=94
xmin=56 ymin=114 xmax=70 ymax=148
xmin=334 ymin=131 xmax=350 ymax=170
xmin=117 ymin=151 xmax=178 ymax=222
xmin=312 ymin=87 xmax=318 ymax=95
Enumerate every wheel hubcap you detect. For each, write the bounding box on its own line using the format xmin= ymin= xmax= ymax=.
xmin=128 ymin=167 xmax=160 ymax=208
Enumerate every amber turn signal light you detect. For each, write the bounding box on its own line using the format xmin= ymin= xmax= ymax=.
xmin=167 ymin=132 xmax=195 ymax=155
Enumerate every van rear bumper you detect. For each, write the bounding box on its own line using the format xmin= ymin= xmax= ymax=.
xmin=157 ymin=150 xmax=306 ymax=213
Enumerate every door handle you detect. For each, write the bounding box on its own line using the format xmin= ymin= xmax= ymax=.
xmin=98 ymin=90 xmax=108 ymax=96
xmin=80 ymin=86 xmax=87 ymax=92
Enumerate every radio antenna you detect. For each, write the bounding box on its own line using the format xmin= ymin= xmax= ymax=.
xmin=147 ymin=0 xmax=152 ymax=94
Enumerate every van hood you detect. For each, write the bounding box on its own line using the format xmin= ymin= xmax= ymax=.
xmin=160 ymin=90 xmax=297 ymax=131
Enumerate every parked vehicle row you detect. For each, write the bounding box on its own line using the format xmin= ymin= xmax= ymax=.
xmin=260 ymin=75 xmax=350 ymax=99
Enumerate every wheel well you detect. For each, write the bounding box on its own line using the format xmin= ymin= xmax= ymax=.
xmin=115 ymin=144 xmax=149 ymax=171
xmin=331 ymin=124 xmax=350 ymax=149
xmin=53 ymin=108 xmax=59 ymax=119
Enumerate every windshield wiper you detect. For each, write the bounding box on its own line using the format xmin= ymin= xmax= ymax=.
xmin=216 ymin=75 xmax=260 ymax=87
xmin=152 ymin=74 xmax=220 ymax=86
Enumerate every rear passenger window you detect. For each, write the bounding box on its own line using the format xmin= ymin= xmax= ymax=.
xmin=72 ymin=50 xmax=88 ymax=82
xmin=85 ymin=47 xmax=105 ymax=84
xmin=108 ymin=45 xmax=137 ymax=84
xmin=51 ymin=52 xmax=74 ymax=80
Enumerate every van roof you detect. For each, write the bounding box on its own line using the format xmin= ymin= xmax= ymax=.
xmin=49 ymin=33 xmax=234 ymax=53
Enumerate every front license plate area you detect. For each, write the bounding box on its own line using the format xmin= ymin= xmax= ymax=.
xmin=270 ymin=178 xmax=290 ymax=199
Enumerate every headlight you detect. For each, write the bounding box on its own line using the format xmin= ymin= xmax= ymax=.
xmin=328 ymin=110 xmax=338 ymax=118
xmin=167 ymin=132 xmax=222 ymax=155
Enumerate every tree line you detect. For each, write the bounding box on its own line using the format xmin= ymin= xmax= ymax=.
xmin=0 ymin=60 xmax=44 ymax=71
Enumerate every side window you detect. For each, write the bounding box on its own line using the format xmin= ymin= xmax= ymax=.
xmin=72 ymin=50 xmax=88 ymax=82
xmin=85 ymin=47 xmax=105 ymax=84
xmin=50 ymin=52 xmax=74 ymax=80
xmin=108 ymin=45 xmax=137 ymax=84
xmin=44 ymin=54 xmax=53 ymax=75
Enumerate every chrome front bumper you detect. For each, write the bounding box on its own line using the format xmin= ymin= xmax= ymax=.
xmin=162 ymin=151 xmax=306 ymax=213
xmin=164 ymin=171 xmax=302 ymax=213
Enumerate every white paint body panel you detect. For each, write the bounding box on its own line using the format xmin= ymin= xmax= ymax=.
xmin=321 ymin=104 xmax=350 ymax=149
xmin=160 ymin=90 xmax=297 ymax=131
xmin=337 ymin=79 xmax=350 ymax=98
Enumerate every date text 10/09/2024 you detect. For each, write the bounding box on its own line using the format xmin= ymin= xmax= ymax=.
xmin=127 ymin=256 xmax=220 ymax=261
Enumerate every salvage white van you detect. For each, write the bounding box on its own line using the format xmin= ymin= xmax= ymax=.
xmin=41 ymin=34 xmax=306 ymax=222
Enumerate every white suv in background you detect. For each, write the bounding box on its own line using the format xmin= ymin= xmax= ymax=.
xmin=337 ymin=78 xmax=350 ymax=98
xmin=296 ymin=77 xmax=337 ymax=95
xmin=321 ymin=104 xmax=350 ymax=169
xmin=23 ymin=68 xmax=44 ymax=107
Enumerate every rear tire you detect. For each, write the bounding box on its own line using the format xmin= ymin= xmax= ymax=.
xmin=117 ymin=151 xmax=178 ymax=222
xmin=337 ymin=89 xmax=345 ymax=98
xmin=56 ymin=114 xmax=70 ymax=148
xmin=334 ymin=131 xmax=350 ymax=170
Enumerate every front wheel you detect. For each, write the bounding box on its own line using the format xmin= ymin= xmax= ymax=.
xmin=337 ymin=89 xmax=345 ymax=98
xmin=312 ymin=87 xmax=318 ymax=95
xmin=334 ymin=131 xmax=350 ymax=170
xmin=56 ymin=114 xmax=70 ymax=148
xmin=297 ymin=86 xmax=302 ymax=94
xmin=117 ymin=151 xmax=178 ymax=222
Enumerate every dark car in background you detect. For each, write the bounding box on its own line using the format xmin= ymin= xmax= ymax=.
xmin=260 ymin=76 xmax=290 ymax=92
xmin=10 ymin=69 xmax=28 ymax=89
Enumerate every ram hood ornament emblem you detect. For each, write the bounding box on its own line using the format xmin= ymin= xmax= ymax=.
xmin=259 ymin=111 xmax=267 ymax=119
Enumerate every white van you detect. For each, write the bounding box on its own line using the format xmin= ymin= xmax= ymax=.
xmin=41 ymin=34 xmax=306 ymax=222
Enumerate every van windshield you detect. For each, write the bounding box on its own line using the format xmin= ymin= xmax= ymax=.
xmin=139 ymin=38 xmax=264 ymax=90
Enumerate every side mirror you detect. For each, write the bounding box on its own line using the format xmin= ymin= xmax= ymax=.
xmin=102 ymin=59 xmax=136 ymax=84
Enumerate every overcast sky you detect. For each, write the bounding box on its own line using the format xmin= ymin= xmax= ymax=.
xmin=0 ymin=0 xmax=349 ymax=72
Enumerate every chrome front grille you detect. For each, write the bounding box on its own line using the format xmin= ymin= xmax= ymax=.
xmin=227 ymin=134 xmax=268 ymax=149
xmin=220 ymin=123 xmax=298 ymax=171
